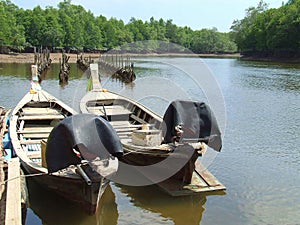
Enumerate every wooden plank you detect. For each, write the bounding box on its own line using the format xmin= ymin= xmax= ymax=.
xmin=5 ymin=158 xmax=22 ymax=225
xmin=20 ymin=133 xmax=50 ymax=139
xmin=195 ymin=161 xmax=224 ymax=187
xmin=18 ymin=127 xmax=53 ymax=134
xmin=24 ymin=124 xmax=54 ymax=129
xmin=130 ymin=114 xmax=147 ymax=124
xmin=157 ymin=170 xmax=225 ymax=196
xmin=22 ymin=107 xmax=61 ymax=115
xmin=27 ymin=151 xmax=41 ymax=159
xmin=153 ymin=160 xmax=226 ymax=196
xmin=109 ymin=121 xmax=131 ymax=127
xmin=88 ymin=106 xmax=132 ymax=116
xmin=20 ymin=139 xmax=44 ymax=145
xmin=18 ymin=114 xmax=65 ymax=120
xmin=90 ymin=64 xmax=102 ymax=91
xmin=114 ymin=127 xmax=138 ymax=133
xmin=112 ymin=123 xmax=154 ymax=129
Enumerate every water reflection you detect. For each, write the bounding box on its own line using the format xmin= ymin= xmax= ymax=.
xmin=234 ymin=60 xmax=300 ymax=92
xmin=26 ymin=178 xmax=118 ymax=225
xmin=116 ymin=184 xmax=207 ymax=225
xmin=0 ymin=63 xmax=31 ymax=78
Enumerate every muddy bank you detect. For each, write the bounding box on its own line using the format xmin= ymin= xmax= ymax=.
xmin=0 ymin=53 xmax=100 ymax=64
xmin=0 ymin=53 xmax=241 ymax=64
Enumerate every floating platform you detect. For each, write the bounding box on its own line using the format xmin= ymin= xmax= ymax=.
xmin=158 ymin=161 xmax=226 ymax=196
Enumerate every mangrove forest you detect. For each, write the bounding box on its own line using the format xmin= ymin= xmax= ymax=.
xmin=1 ymin=0 xmax=300 ymax=59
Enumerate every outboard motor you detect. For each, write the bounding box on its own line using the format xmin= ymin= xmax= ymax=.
xmin=46 ymin=114 xmax=123 ymax=173
xmin=161 ymin=100 xmax=222 ymax=152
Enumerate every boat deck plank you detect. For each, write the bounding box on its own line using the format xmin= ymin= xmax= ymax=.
xmin=18 ymin=114 xmax=65 ymax=120
xmin=157 ymin=161 xmax=226 ymax=196
xmin=20 ymin=139 xmax=44 ymax=145
xmin=18 ymin=126 xmax=53 ymax=134
xmin=195 ymin=163 xmax=223 ymax=187
xmin=88 ymin=105 xmax=132 ymax=116
xmin=20 ymin=133 xmax=50 ymax=139
xmin=115 ymin=127 xmax=138 ymax=133
xmin=130 ymin=114 xmax=147 ymax=124
xmin=22 ymin=107 xmax=62 ymax=115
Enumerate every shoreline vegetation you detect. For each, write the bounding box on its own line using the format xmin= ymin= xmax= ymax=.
xmin=0 ymin=53 xmax=241 ymax=64
xmin=1 ymin=1 xmax=300 ymax=63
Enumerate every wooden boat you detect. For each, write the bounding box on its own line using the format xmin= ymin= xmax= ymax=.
xmin=80 ymin=64 xmax=225 ymax=194
xmin=10 ymin=66 xmax=122 ymax=214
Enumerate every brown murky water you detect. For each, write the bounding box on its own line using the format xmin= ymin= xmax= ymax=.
xmin=1 ymin=57 xmax=300 ymax=225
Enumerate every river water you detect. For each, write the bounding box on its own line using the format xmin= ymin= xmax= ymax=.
xmin=0 ymin=57 xmax=299 ymax=225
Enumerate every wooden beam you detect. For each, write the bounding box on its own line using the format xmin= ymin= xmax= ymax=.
xmin=195 ymin=161 xmax=224 ymax=187
xmin=20 ymin=139 xmax=44 ymax=145
xmin=130 ymin=114 xmax=147 ymax=124
xmin=18 ymin=114 xmax=65 ymax=120
xmin=90 ymin=64 xmax=102 ymax=91
xmin=22 ymin=107 xmax=62 ymax=115
xmin=5 ymin=158 xmax=22 ymax=225
xmin=20 ymin=133 xmax=50 ymax=139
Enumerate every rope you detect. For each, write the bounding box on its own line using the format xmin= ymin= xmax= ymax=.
xmin=0 ymin=159 xmax=114 ymax=186
xmin=0 ymin=172 xmax=48 ymax=186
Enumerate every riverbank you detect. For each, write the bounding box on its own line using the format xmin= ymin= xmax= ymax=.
xmin=0 ymin=53 xmax=100 ymax=64
xmin=241 ymin=56 xmax=300 ymax=63
xmin=0 ymin=53 xmax=241 ymax=64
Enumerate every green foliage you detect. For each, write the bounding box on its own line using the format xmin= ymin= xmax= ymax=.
xmin=0 ymin=0 xmax=237 ymax=53
xmin=231 ymin=0 xmax=300 ymax=56
xmin=0 ymin=0 xmax=26 ymax=50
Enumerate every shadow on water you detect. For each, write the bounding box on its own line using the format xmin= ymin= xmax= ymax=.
xmin=25 ymin=178 xmax=118 ymax=225
xmin=115 ymin=183 xmax=220 ymax=225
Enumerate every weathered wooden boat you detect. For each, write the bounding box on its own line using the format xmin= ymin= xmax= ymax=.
xmin=10 ymin=66 xmax=123 ymax=214
xmin=80 ymin=64 xmax=225 ymax=194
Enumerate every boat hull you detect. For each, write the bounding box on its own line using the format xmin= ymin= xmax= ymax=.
xmin=10 ymin=89 xmax=111 ymax=215
xmin=20 ymin=161 xmax=108 ymax=215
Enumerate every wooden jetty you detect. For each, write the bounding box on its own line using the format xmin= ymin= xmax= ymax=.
xmin=98 ymin=54 xmax=136 ymax=83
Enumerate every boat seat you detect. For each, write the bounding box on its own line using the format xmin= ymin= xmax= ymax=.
xmin=114 ymin=127 xmax=139 ymax=133
xmin=87 ymin=105 xmax=132 ymax=116
xmin=22 ymin=107 xmax=62 ymax=115
xmin=20 ymin=133 xmax=50 ymax=139
xmin=18 ymin=126 xmax=54 ymax=134
xmin=20 ymin=139 xmax=44 ymax=145
xmin=18 ymin=114 xmax=65 ymax=120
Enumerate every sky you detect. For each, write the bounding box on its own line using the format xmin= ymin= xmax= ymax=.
xmin=12 ymin=0 xmax=285 ymax=32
